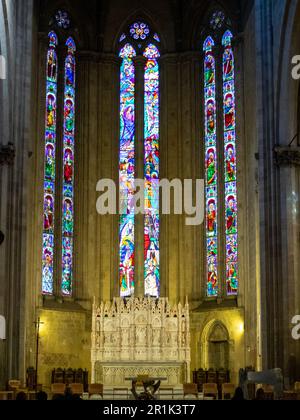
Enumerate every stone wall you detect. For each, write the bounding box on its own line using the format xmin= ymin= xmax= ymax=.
xmin=37 ymin=309 xmax=90 ymax=389
xmin=190 ymin=308 xmax=245 ymax=384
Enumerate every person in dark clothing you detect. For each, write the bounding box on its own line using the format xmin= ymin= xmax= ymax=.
xmin=16 ymin=392 xmax=27 ymax=401
xmin=36 ymin=391 xmax=48 ymax=401
xmin=254 ymin=388 xmax=265 ymax=400
xmin=288 ymin=354 xmax=297 ymax=387
xmin=52 ymin=394 xmax=65 ymax=400
xmin=63 ymin=388 xmax=82 ymax=401
xmin=64 ymin=388 xmax=74 ymax=400
xmin=231 ymin=387 xmax=246 ymax=401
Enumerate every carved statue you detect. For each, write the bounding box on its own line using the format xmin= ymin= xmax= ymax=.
xmin=122 ymin=330 xmax=129 ymax=346
xmin=136 ymin=327 xmax=147 ymax=346
xmin=153 ymin=330 xmax=161 ymax=346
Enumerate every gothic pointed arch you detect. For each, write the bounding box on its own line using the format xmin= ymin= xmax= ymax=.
xmin=113 ymin=9 xmax=166 ymax=54
xmin=200 ymin=319 xmax=230 ymax=370
xmin=187 ymin=1 xmax=238 ymax=51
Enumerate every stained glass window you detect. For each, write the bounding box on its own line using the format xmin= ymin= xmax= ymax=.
xmin=210 ymin=11 xmax=226 ymax=30
xmin=144 ymin=44 xmax=160 ymax=298
xmin=153 ymin=33 xmax=160 ymax=43
xmin=203 ymin=36 xmax=218 ymax=297
xmin=119 ymin=26 xmax=160 ymax=298
xmin=223 ymin=30 xmax=238 ymax=295
xmin=119 ymin=33 xmax=126 ymax=43
xmin=61 ymin=37 xmax=76 ymax=296
xmin=130 ymin=22 xmax=150 ymax=40
xmin=42 ymin=32 xmax=58 ymax=295
xmin=203 ymin=28 xmax=238 ymax=297
xmin=55 ymin=10 xmax=71 ymax=29
xmin=119 ymin=44 xmax=136 ymax=298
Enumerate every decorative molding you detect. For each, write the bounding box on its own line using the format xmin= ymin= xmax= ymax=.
xmin=0 ymin=143 xmax=15 ymax=166
xmin=40 ymin=352 xmax=79 ymax=366
xmin=94 ymin=362 xmax=186 ymax=387
xmin=77 ymin=51 xmax=122 ymax=66
xmin=179 ymin=51 xmax=202 ymax=64
xmin=274 ymin=146 xmax=300 ymax=167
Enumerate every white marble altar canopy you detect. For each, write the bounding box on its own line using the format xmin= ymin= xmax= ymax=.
xmin=91 ymin=297 xmax=191 ymax=386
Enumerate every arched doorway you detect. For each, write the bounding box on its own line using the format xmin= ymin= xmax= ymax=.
xmin=200 ymin=320 xmax=230 ymax=370
xmin=208 ymin=322 xmax=230 ymax=370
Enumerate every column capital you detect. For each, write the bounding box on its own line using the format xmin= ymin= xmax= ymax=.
xmin=159 ymin=53 xmax=178 ymax=65
xmin=179 ymin=51 xmax=202 ymax=64
xmin=77 ymin=50 xmax=100 ymax=63
xmin=274 ymin=145 xmax=300 ymax=166
xmin=38 ymin=31 xmax=51 ymax=48
xmin=77 ymin=52 xmax=122 ymax=66
xmin=101 ymin=53 xmax=122 ymax=67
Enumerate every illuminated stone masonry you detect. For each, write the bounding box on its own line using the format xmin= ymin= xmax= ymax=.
xmin=91 ymin=297 xmax=191 ymax=387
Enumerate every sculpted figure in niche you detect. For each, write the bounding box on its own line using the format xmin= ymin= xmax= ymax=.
xmin=104 ymin=333 xmax=112 ymax=345
xmin=181 ymin=321 xmax=186 ymax=346
xmin=165 ymin=332 xmax=171 ymax=346
xmin=122 ymin=330 xmax=129 ymax=346
xmin=171 ymin=332 xmax=177 ymax=346
xmin=111 ymin=332 xmax=119 ymax=345
xmin=153 ymin=330 xmax=161 ymax=346
xmin=136 ymin=328 xmax=147 ymax=346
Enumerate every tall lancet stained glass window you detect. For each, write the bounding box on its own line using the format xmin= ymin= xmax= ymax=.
xmin=61 ymin=37 xmax=76 ymax=296
xmin=203 ymin=29 xmax=239 ymax=297
xmin=204 ymin=36 xmax=218 ymax=297
xmin=223 ymin=31 xmax=238 ymax=295
xmin=144 ymin=44 xmax=160 ymax=298
xmin=42 ymin=31 xmax=58 ymax=295
xmin=119 ymin=44 xmax=136 ymax=298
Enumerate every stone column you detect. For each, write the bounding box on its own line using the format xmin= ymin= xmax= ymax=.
xmin=0 ymin=0 xmax=34 ymax=387
xmin=255 ymin=0 xmax=285 ymax=371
